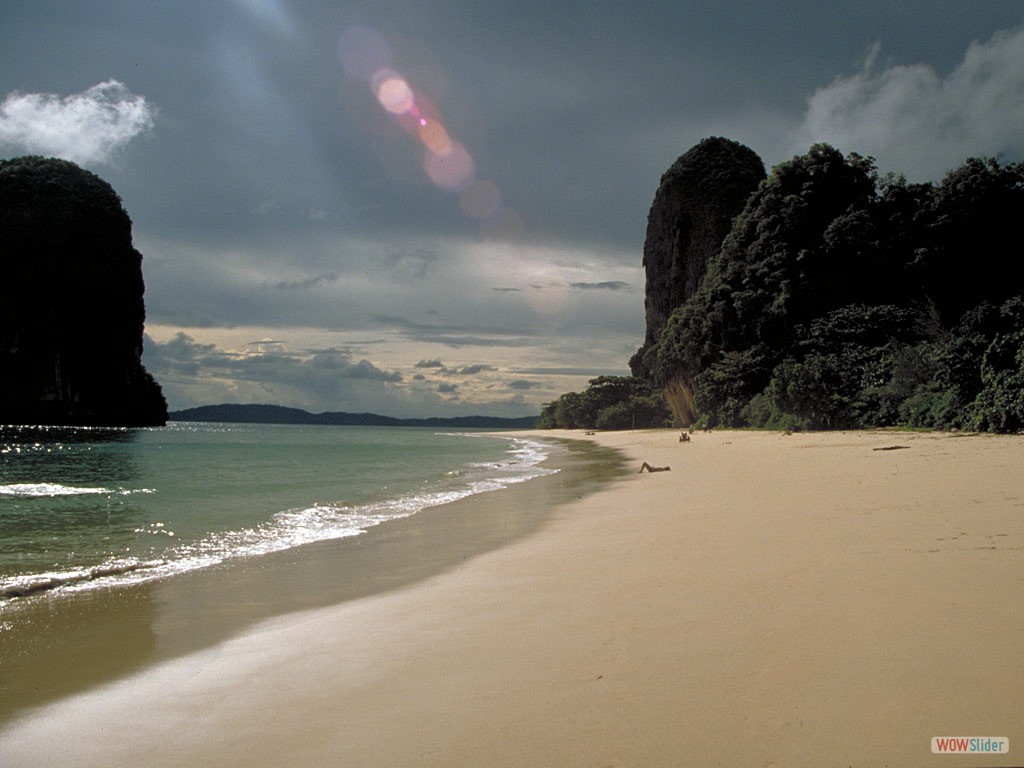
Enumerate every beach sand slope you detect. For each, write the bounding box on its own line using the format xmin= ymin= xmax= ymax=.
xmin=1 ymin=429 xmax=1021 ymax=767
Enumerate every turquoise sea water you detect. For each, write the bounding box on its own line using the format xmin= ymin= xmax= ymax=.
xmin=0 ymin=423 xmax=555 ymax=604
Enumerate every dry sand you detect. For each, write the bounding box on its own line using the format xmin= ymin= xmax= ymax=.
xmin=1 ymin=429 xmax=1022 ymax=767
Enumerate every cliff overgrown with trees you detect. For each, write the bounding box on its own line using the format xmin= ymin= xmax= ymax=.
xmin=542 ymin=139 xmax=1024 ymax=433
xmin=0 ymin=156 xmax=167 ymax=426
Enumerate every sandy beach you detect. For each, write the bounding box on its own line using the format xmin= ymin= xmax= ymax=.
xmin=2 ymin=429 xmax=1022 ymax=767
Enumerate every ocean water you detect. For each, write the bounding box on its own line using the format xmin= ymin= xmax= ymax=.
xmin=0 ymin=422 xmax=555 ymax=604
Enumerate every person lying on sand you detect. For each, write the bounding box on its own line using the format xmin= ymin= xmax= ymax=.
xmin=639 ymin=462 xmax=671 ymax=473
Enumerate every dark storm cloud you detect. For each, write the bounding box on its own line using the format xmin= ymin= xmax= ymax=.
xmin=452 ymin=364 xmax=497 ymax=376
xmin=143 ymin=331 xmax=411 ymax=412
xmin=267 ymin=273 xmax=339 ymax=291
xmin=569 ymin=281 xmax=631 ymax=291
xmin=145 ymin=332 xmax=401 ymax=384
xmin=5 ymin=2 xmax=1024 ymax=415
xmin=374 ymin=314 xmax=536 ymax=347
xmin=4 ymin=1 xmax=1022 ymax=252
xmin=507 ymin=379 xmax=542 ymax=391
xmin=143 ymin=332 xmax=226 ymax=377
xmin=513 ymin=367 xmax=626 ymax=377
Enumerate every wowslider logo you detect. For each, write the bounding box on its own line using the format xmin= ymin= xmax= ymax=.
xmin=931 ymin=736 xmax=1009 ymax=754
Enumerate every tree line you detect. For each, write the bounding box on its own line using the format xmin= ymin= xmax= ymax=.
xmin=542 ymin=143 xmax=1024 ymax=432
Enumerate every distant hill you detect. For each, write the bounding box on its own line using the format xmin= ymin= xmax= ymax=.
xmin=169 ymin=403 xmax=539 ymax=429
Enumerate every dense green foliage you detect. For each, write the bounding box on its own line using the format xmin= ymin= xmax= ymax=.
xmin=538 ymin=377 xmax=672 ymax=430
xmin=644 ymin=145 xmax=1024 ymax=432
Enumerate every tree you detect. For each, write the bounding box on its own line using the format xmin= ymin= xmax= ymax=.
xmin=963 ymin=298 xmax=1024 ymax=432
xmin=911 ymin=158 xmax=1024 ymax=323
xmin=646 ymin=145 xmax=887 ymax=422
xmin=692 ymin=345 xmax=772 ymax=427
xmin=539 ymin=377 xmax=671 ymax=430
xmin=758 ymin=304 xmax=927 ymax=429
xmin=554 ymin=141 xmax=1024 ymax=433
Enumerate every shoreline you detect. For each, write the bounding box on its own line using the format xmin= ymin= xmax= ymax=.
xmin=2 ymin=428 xmax=1023 ymax=766
xmin=0 ymin=434 xmax=627 ymax=725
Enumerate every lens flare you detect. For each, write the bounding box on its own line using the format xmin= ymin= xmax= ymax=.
xmin=336 ymin=26 xmax=391 ymax=81
xmin=480 ymin=206 xmax=524 ymax=241
xmin=372 ymin=71 xmax=414 ymax=115
xmin=460 ymin=180 xmax=501 ymax=220
xmin=418 ymin=119 xmax=453 ymax=156
xmin=339 ymin=25 xmax=522 ymax=239
xmin=424 ymin=141 xmax=474 ymax=190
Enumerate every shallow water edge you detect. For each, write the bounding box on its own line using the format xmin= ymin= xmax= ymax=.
xmin=0 ymin=435 xmax=627 ymax=725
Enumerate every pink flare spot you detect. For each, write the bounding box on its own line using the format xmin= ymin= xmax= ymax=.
xmin=460 ymin=180 xmax=502 ymax=220
xmin=419 ymin=118 xmax=427 ymax=126
xmin=372 ymin=70 xmax=414 ymax=114
xmin=418 ymin=119 xmax=453 ymax=156
xmin=394 ymin=110 xmax=424 ymax=137
xmin=423 ymin=142 xmax=474 ymax=190
xmin=480 ymin=206 xmax=524 ymax=241
xmin=408 ymin=90 xmax=440 ymax=124
xmin=337 ymin=26 xmax=392 ymax=80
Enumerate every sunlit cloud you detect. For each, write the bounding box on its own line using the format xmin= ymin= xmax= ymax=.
xmin=143 ymin=332 xmax=406 ymax=411
xmin=142 ymin=307 xmax=636 ymax=416
xmin=796 ymin=26 xmax=1024 ymax=181
xmin=0 ymin=80 xmax=155 ymax=165
xmin=454 ymin=364 xmax=497 ymax=376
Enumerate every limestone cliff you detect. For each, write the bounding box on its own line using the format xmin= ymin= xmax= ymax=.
xmin=0 ymin=156 xmax=167 ymax=426
xmin=633 ymin=138 xmax=765 ymax=375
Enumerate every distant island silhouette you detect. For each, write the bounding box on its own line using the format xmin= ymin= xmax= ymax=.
xmin=170 ymin=403 xmax=539 ymax=429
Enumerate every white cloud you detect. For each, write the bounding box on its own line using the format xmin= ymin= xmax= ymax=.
xmin=796 ymin=26 xmax=1024 ymax=181
xmin=141 ymin=329 xmax=558 ymax=417
xmin=0 ymin=80 xmax=155 ymax=165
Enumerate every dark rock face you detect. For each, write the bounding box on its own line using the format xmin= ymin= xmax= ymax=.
xmin=636 ymin=138 xmax=765 ymax=370
xmin=0 ymin=157 xmax=167 ymax=426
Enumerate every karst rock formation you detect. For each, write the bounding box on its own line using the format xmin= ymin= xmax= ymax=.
xmin=634 ymin=137 xmax=765 ymax=376
xmin=0 ymin=156 xmax=167 ymax=426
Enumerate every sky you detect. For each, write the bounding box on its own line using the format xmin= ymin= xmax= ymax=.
xmin=2 ymin=1 xmax=1023 ymax=418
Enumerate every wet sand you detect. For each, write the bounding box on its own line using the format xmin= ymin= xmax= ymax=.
xmin=0 ymin=438 xmax=625 ymax=723
xmin=1 ymin=429 xmax=1022 ymax=767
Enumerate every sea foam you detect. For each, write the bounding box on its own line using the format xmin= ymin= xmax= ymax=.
xmin=0 ymin=433 xmax=557 ymax=603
